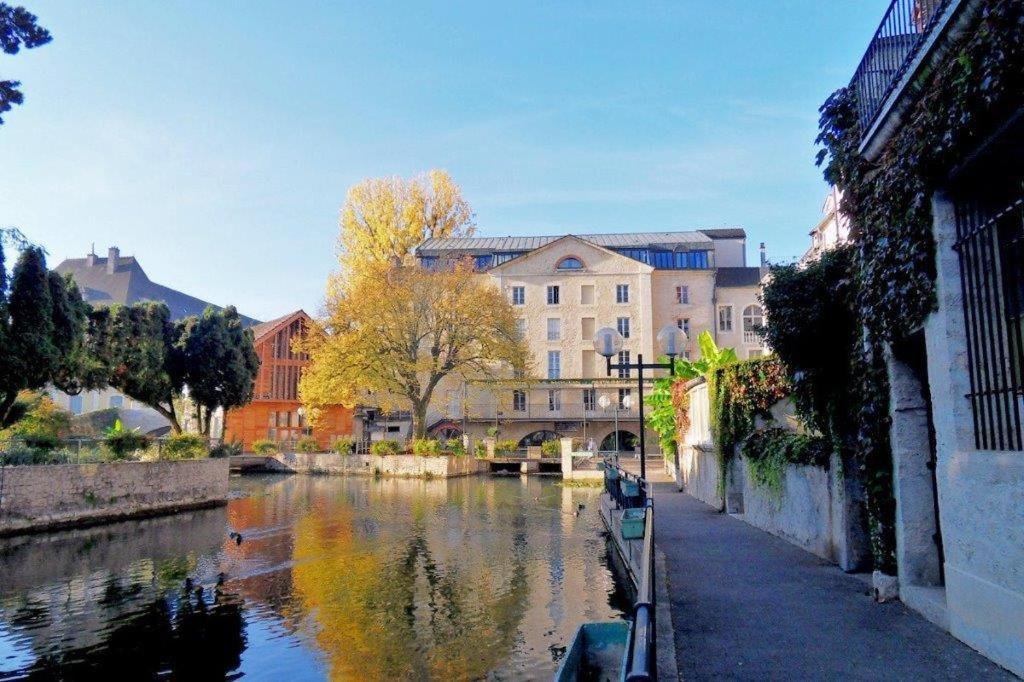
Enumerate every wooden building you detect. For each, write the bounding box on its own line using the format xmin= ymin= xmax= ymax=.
xmin=224 ymin=310 xmax=353 ymax=450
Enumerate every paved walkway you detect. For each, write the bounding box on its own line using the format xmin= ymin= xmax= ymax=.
xmin=653 ymin=483 xmax=1015 ymax=681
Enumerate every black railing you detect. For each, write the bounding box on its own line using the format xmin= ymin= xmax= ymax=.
xmin=953 ymin=175 xmax=1024 ymax=451
xmin=850 ymin=0 xmax=950 ymax=133
xmin=604 ymin=460 xmax=648 ymax=509
xmin=626 ymin=501 xmax=656 ymax=682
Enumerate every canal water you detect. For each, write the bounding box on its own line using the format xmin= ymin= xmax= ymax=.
xmin=0 ymin=474 xmax=629 ymax=680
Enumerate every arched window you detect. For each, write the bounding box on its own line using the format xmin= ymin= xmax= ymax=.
xmin=556 ymin=256 xmax=584 ymax=270
xmin=742 ymin=305 xmax=764 ymax=331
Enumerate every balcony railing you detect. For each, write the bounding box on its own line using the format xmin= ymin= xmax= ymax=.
xmin=460 ymin=402 xmax=640 ymax=422
xmin=851 ymin=0 xmax=950 ymax=133
xmin=743 ymin=330 xmax=761 ymax=345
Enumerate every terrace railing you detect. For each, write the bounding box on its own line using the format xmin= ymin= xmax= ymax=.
xmin=851 ymin=0 xmax=950 ymax=133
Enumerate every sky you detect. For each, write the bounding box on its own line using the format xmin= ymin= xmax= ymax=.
xmin=1 ymin=1 xmax=887 ymax=322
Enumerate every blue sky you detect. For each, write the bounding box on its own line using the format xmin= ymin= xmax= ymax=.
xmin=1 ymin=2 xmax=885 ymax=321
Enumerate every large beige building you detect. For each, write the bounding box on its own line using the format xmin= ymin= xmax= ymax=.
xmin=416 ymin=229 xmax=766 ymax=452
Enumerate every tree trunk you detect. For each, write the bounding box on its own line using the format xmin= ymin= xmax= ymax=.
xmin=0 ymin=391 xmax=18 ymax=429
xmin=412 ymin=401 xmax=429 ymax=440
xmin=155 ymin=403 xmax=182 ymax=434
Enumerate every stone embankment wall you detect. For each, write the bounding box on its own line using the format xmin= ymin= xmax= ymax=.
xmin=270 ymin=452 xmax=485 ymax=478
xmin=0 ymin=459 xmax=230 ymax=536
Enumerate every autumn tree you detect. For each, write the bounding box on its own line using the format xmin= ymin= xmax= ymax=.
xmin=300 ymin=261 xmax=528 ymax=438
xmin=1 ymin=3 xmax=52 ymax=125
xmin=338 ymin=169 xmax=475 ymax=275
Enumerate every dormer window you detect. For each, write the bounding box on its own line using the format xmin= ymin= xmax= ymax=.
xmin=556 ymin=257 xmax=584 ymax=271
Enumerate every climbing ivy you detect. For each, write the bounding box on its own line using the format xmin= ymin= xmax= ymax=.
xmin=742 ymin=428 xmax=831 ymax=499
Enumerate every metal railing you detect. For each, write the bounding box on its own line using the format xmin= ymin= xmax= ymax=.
xmin=626 ymin=502 xmax=656 ymax=682
xmin=459 ymin=401 xmax=641 ymax=421
xmin=604 ymin=460 xmax=649 ymax=509
xmin=850 ymin=0 xmax=950 ymax=133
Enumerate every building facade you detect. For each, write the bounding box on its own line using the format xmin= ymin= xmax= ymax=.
xmin=416 ymin=230 xmax=766 ymax=451
xmin=843 ymin=0 xmax=1023 ymax=673
xmin=223 ymin=311 xmax=353 ymax=450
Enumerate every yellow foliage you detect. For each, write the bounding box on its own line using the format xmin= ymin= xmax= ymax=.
xmin=300 ymin=260 xmax=529 ymax=437
xmin=338 ymin=169 xmax=475 ymax=276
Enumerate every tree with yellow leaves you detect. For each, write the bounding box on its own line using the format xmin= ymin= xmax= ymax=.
xmin=301 ymin=259 xmax=529 ymax=438
xmin=338 ymin=169 xmax=475 ymax=275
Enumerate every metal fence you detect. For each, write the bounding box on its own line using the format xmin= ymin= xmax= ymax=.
xmin=953 ymin=179 xmax=1024 ymax=451
xmin=850 ymin=0 xmax=950 ymax=132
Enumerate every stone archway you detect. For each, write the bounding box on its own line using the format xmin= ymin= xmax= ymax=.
xmin=517 ymin=430 xmax=561 ymax=448
xmin=599 ymin=430 xmax=639 ymax=453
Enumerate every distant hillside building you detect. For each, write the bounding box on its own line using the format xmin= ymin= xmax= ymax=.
xmin=47 ymin=246 xmax=259 ymax=433
xmin=223 ymin=310 xmax=353 ymax=450
xmin=54 ymin=246 xmax=259 ymax=325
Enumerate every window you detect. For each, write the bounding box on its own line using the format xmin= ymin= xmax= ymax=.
xmin=547 ymin=285 xmax=560 ymax=305
xmin=617 ymin=350 xmax=630 ymax=378
xmin=69 ymin=394 xmax=83 ymax=415
xmin=474 ymin=254 xmax=493 ymax=269
xmin=581 ymin=284 xmax=595 ymax=305
xmin=583 ymin=388 xmax=596 ymax=412
xmin=511 ymin=286 xmax=525 ymax=306
xmin=618 ymin=388 xmax=632 ymax=410
xmin=718 ymin=305 xmax=733 ymax=333
xmin=743 ymin=305 xmax=763 ymax=331
xmin=109 ymin=395 xmax=124 ymax=409
xmin=616 ymin=284 xmax=629 ymax=303
xmin=954 ymin=171 xmax=1024 ymax=449
xmin=581 ymin=317 xmax=595 ymax=340
xmin=617 ymin=317 xmax=631 ymax=339
xmin=547 ymin=318 xmax=561 ymax=341
xmin=548 ymin=351 xmax=561 ymax=379
xmin=748 ymin=349 xmax=764 ymax=359
xmin=512 ymin=390 xmax=526 ymax=412
xmin=548 ymin=389 xmax=561 ymax=411
xmin=676 ymin=285 xmax=690 ymax=304
xmin=557 ymin=257 xmax=584 ymax=270
xmin=515 ymin=318 xmax=527 ymax=339
xmin=676 ymin=318 xmax=690 ymax=336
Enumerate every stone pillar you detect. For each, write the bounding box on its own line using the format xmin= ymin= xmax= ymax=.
xmin=526 ymin=445 xmax=542 ymax=460
xmin=560 ymin=438 xmax=574 ymax=479
xmin=829 ymin=451 xmax=871 ymax=572
xmin=484 ymin=438 xmax=496 ymax=458
xmin=887 ymin=350 xmax=943 ymax=588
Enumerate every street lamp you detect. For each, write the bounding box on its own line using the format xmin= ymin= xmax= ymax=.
xmin=592 ymin=324 xmax=688 ymax=481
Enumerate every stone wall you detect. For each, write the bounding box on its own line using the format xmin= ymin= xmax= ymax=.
xmin=271 ymin=452 xmax=485 ymax=478
xmin=677 ymin=445 xmax=723 ymax=509
xmin=0 ymin=459 xmax=229 ymax=536
xmin=732 ymin=454 xmax=870 ymax=572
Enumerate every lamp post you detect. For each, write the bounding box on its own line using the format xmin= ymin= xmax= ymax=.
xmin=593 ymin=324 xmax=688 ymax=481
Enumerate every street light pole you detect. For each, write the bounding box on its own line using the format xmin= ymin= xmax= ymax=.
xmin=593 ymin=325 xmax=687 ymax=482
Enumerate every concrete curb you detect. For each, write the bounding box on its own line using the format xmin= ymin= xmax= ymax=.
xmin=655 ymin=546 xmax=682 ymax=680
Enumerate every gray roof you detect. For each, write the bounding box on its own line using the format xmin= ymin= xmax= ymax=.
xmin=699 ymin=228 xmax=747 ymax=239
xmin=416 ymin=229 xmax=740 ymax=256
xmin=716 ymin=267 xmax=764 ymax=288
xmin=55 ymin=253 xmax=260 ymax=325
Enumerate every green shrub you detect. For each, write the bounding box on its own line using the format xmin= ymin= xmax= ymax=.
xmin=474 ymin=441 xmax=487 ymax=458
xmin=332 ymin=436 xmax=355 ymax=455
xmin=742 ymin=428 xmax=831 ymax=497
xmin=446 ymin=440 xmax=466 ymax=457
xmin=104 ymin=420 xmax=151 ymax=460
xmin=370 ymin=440 xmax=401 ymax=456
xmin=485 ymin=426 xmax=500 ymax=438
xmin=252 ymin=439 xmax=279 ymax=455
xmin=411 ymin=438 xmax=441 ymax=456
xmin=209 ymin=440 xmax=243 ymax=458
xmin=540 ymin=440 xmax=561 ymax=457
xmin=295 ymin=436 xmax=319 ymax=453
xmin=160 ymin=433 xmax=208 ymax=460
xmin=495 ymin=439 xmax=519 ymax=455
xmin=1 ymin=443 xmax=59 ymax=465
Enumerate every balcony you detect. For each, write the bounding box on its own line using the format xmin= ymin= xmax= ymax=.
xmin=743 ymin=330 xmax=761 ymax=346
xmin=851 ymin=0 xmax=951 ymax=137
xmin=462 ymin=401 xmax=640 ymax=422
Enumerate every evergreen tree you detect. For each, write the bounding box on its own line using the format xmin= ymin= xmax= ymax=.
xmin=0 ymin=3 xmax=52 ymax=125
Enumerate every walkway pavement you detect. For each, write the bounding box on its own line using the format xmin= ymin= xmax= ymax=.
xmin=653 ymin=483 xmax=1015 ymax=681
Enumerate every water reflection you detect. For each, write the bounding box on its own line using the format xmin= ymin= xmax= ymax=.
xmin=0 ymin=475 xmax=627 ymax=680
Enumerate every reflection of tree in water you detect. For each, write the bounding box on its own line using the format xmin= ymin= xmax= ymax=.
xmin=292 ymin=499 xmax=532 ymax=680
xmin=21 ymin=587 xmax=246 ymax=680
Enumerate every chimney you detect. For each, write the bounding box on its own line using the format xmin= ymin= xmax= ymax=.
xmin=759 ymin=242 xmax=767 ymax=267
xmin=85 ymin=244 xmax=96 ymax=268
xmin=107 ymin=246 xmax=120 ymax=274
